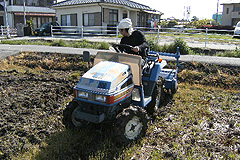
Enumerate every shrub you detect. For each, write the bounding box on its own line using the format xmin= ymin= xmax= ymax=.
xmin=216 ymin=49 xmax=240 ymax=58
xmin=96 ymin=42 xmax=110 ymax=50
xmin=171 ymin=38 xmax=192 ymax=55
xmin=147 ymin=39 xmax=161 ymax=52
xmin=161 ymin=44 xmax=170 ymax=53
xmin=147 ymin=38 xmax=193 ymax=54
xmin=51 ymin=39 xmax=67 ymax=47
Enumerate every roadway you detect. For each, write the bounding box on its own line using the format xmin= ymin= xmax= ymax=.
xmin=0 ymin=36 xmax=240 ymax=66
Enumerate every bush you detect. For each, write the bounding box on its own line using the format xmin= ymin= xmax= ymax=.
xmin=95 ymin=42 xmax=110 ymax=50
xmin=216 ymin=49 xmax=240 ymax=58
xmin=171 ymin=38 xmax=193 ymax=55
xmin=147 ymin=39 xmax=161 ymax=52
xmin=147 ymin=38 xmax=193 ymax=55
xmin=51 ymin=39 xmax=67 ymax=47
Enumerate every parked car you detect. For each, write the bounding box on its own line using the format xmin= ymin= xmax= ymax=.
xmin=233 ymin=21 xmax=240 ymax=38
xmin=34 ymin=22 xmax=61 ymax=36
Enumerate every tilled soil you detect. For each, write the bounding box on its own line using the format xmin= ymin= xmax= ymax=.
xmin=0 ymin=52 xmax=87 ymax=159
xmin=0 ymin=52 xmax=239 ymax=159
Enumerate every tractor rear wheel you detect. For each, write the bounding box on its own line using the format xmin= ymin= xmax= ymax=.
xmin=63 ymin=101 xmax=86 ymax=128
xmin=171 ymin=80 xmax=178 ymax=94
xmin=146 ymin=77 xmax=164 ymax=115
xmin=113 ymin=105 xmax=148 ymax=144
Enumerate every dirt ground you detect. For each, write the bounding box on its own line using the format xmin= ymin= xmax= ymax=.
xmin=0 ymin=52 xmax=239 ymax=159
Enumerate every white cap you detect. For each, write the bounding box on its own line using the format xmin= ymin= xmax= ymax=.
xmin=118 ymin=18 xmax=132 ymax=29
xmin=118 ymin=18 xmax=134 ymax=35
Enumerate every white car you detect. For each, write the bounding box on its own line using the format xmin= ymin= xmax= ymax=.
xmin=233 ymin=21 xmax=240 ymax=38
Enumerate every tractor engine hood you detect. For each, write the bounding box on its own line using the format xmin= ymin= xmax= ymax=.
xmin=76 ymin=61 xmax=131 ymax=93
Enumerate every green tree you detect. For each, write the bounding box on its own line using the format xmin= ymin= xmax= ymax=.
xmin=160 ymin=20 xmax=168 ymax=28
xmin=191 ymin=16 xmax=199 ymax=22
xmin=189 ymin=19 xmax=214 ymax=28
xmin=167 ymin=20 xmax=178 ymax=28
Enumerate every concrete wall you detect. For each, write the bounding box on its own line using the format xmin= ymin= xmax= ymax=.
xmin=222 ymin=4 xmax=234 ymax=26
xmin=56 ymin=5 xmax=101 ymax=26
xmin=7 ymin=5 xmax=55 ymax=13
xmin=7 ymin=13 xmax=13 ymax=27
xmin=130 ymin=11 xmax=137 ymax=26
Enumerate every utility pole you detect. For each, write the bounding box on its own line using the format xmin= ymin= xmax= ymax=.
xmin=23 ymin=0 xmax=26 ymax=25
xmin=3 ymin=0 xmax=8 ymax=26
xmin=216 ymin=0 xmax=219 ymax=24
xmin=186 ymin=6 xmax=191 ymax=21
xmin=4 ymin=0 xmax=10 ymax=38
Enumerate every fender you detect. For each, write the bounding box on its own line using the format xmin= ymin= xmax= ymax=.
xmin=150 ymin=61 xmax=166 ymax=81
xmin=142 ymin=61 xmax=166 ymax=97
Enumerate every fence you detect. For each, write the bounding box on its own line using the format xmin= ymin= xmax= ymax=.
xmin=0 ymin=26 xmax=17 ymax=37
xmin=51 ymin=25 xmax=240 ymax=48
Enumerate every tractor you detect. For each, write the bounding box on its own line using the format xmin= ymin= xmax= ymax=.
xmin=63 ymin=44 xmax=180 ymax=143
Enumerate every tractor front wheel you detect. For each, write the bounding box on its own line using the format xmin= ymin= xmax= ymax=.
xmin=63 ymin=101 xmax=86 ymax=128
xmin=113 ymin=105 xmax=148 ymax=144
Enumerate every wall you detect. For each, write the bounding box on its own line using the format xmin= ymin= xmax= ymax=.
xmin=130 ymin=11 xmax=137 ymax=26
xmin=7 ymin=5 xmax=55 ymax=13
xmin=222 ymin=4 xmax=234 ymax=26
xmin=55 ymin=4 xmax=139 ymax=27
xmin=56 ymin=5 xmax=101 ymax=26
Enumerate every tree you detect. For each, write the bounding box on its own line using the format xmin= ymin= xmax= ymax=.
xmin=160 ymin=20 xmax=168 ymax=28
xmin=189 ymin=19 xmax=214 ymax=28
xmin=191 ymin=16 xmax=199 ymax=22
xmin=167 ymin=20 xmax=178 ymax=28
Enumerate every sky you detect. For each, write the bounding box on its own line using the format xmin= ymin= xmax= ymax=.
xmin=132 ymin=0 xmax=230 ymax=20
xmin=56 ymin=0 xmax=236 ymax=20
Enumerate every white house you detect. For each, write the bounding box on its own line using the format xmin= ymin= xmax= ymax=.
xmin=221 ymin=1 xmax=240 ymax=26
xmin=0 ymin=0 xmax=56 ymax=28
xmin=52 ymin=0 xmax=162 ymax=28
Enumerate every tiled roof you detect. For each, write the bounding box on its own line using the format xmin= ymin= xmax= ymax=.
xmin=53 ymin=0 xmax=156 ymax=11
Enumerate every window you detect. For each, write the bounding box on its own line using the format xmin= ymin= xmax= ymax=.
xmin=137 ymin=12 xmax=148 ymax=27
xmin=226 ymin=8 xmax=229 ymax=14
xmin=89 ymin=13 xmax=95 ymax=26
xmin=83 ymin=12 xmax=101 ymax=26
xmin=236 ymin=7 xmax=240 ymax=12
xmin=12 ymin=0 xmax=53 ymax=6
xmin=123 ymin=13 xmax=127 ymax=19
xmin=61 ymin=14 xmax=77 ymax=26
xmin=109 ymin=9 xmax=118 ymax=25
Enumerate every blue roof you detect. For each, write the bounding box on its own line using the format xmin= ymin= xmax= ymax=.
xmin=53 ymin=0 xmax=157 ymax=11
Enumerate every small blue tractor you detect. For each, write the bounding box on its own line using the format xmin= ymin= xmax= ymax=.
xmin=63 ymin=45 xmax=180 ymax=143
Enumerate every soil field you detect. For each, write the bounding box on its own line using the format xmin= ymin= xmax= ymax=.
xmin=0 ymin=52 xmax=239 ymax=159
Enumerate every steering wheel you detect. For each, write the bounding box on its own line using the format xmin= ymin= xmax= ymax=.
xmin=113 ymin=44 xmax=133 ymax=53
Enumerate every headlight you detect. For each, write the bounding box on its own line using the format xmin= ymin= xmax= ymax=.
xmin=132 ymin=88 xmax=141 ymax=101
xmin=95 ymin=94 xmax=107 ymax=102
xmin=77 ymin=91 xmax=88 ymax=98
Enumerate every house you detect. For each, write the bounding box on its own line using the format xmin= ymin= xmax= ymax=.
xmin=52 ymin=0 xmax=162 ymax=28
xmin=221 ymin=1 xmax=240 ymax=26
xmin=0 ymin=3 xmax=4 ymax=25
xmin=0 ymin=0 xmax=56 ymax=28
